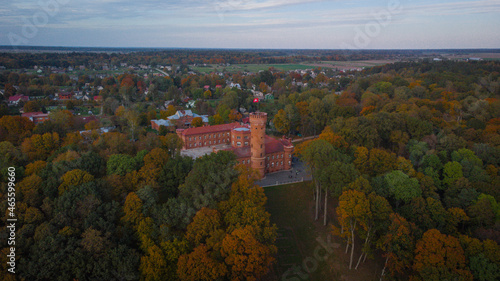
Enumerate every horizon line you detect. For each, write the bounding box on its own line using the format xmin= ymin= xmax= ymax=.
xmin=1 ymin=45 xmax=500 ymax=52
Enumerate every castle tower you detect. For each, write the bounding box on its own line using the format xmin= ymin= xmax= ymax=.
xmin=284 ymin=143 xmax=294 ymax=171
xmin=250 ymin=112 xmax=267 ymax=179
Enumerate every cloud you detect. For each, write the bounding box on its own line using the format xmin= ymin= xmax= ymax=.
xmin=404 ymin=0 xmax=500 ymax=17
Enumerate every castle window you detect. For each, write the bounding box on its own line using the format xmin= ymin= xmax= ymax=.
xmin=237 ymin=136 xmax=241 ymax=139
xmin=237 ymin=142 xmax=241 ymax=146
xmin=227 ymin=132 xmax=229 ymax=136
xmin=189 ymin=143 xmax=192 ymax=147
xmin=204 ymin=142 xmax=206 ymax=145
xmin=194 ymin=143 xmax=197 ymax=147
xmin=232 ymin=141 xmax=234 ymax=145
xmin=281 ymin=161 xmax=283 ymax=165
xmin=244 ymin=142 xmax=248 ymax=146
xmin=272 ymin=155 xmax=274 ymax=159
xmin=189 ymin=137 xmax=192 ymax=141
xmin=199 ymin=142 xmax=202 ymax=146
xmin=247 ymin=159 xmax=250 ymax=164
xmin=281 ymin=154 xmax=283 ymax=158
xmin=288 ymin=161 xmax=291 ymax=165
xmin=267 ymin=156 xmax=269 ymax=160
xmin=245 ymin=136 xmax=248 ymax=139
xmin=289 ymin=154 xmax=291 ymax=158
xmin=209 ymin=141 xmax=211 ymax=144
xmin=213 ymin=134 xmax=215 ymax=138
xmin=272 ymin=162 xmax=274 ymax=167
xmin=204 ymin=135 xmax=206 ymax=139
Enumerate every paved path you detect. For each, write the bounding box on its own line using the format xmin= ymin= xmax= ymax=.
xmin=291 ymin=135 xmax=317 ymax=143
xmin=256 ymin=159 xmax=312 ymax=187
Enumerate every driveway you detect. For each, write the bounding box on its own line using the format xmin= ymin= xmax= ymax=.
xmin=256 ymin=159 xmax=312 ymax=187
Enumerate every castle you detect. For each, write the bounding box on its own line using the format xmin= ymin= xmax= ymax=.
xmin=176 ymin=112 xmax=294 ymax=179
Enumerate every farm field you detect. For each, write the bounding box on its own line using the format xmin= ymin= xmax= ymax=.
xmin=191 ymin=60 xmax=396 ymax=74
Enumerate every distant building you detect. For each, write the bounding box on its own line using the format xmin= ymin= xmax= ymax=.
xmin=177 ymin=112 xmax=293 ymax=179
xmin=58 ymin=92 xmax=73 ymax=100
xmin=151 ymin=110 xmax=209 ymax=131
xmin=8 ymin=95 xmax=29 ymax=106
xmin=22 ymin=112 xmax=49 ymax=124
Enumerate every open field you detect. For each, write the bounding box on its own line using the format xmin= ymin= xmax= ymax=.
xmin=264 ymin=182 xmax=384 ymax=281
xmin=191 ymin=63 xmax=317 ymax=73
xmin=191 ymin=60 xmax=396 ymax=74
xmin=307 ymin=60 xmax=397 ymax=71
xmin=442 ymin=52 xmax=500 ymax=60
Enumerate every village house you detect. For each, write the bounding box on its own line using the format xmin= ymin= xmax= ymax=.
xmin=8 ymin=94 xmax=29 ymax=106
xmin=151 ymin=110 xmax=209 ymax=131
xmin=21 ymin=112 xmax=49 ymax=124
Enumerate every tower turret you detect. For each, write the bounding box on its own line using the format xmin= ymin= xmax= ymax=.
xmin=250 ymin=112 xmax=267 ymax=179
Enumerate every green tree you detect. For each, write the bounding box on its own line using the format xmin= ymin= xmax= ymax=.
xmin=385 ymin=170 xmax=421 ymax=206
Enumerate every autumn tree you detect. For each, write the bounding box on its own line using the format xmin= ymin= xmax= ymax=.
xmin=191 ymin=117 xmax=203 ymax=127
xmin=58 ymin=169 xmax=94 ymax=195
xmin=177 ymin=244 xmax=227 ymax=281
xmin=21 ymin=132 xmax=61 ymax=161
xmin=0 ymin=115 xmax=35 ymax=145
xmin=379 ymin=213 xmax=415 ymax=280
xmin=413 ymin=229 xmax=473 ymax=280
xmin=221 ymin=226 xmax=276 ymax=281
xmin=334 ymin=189 xmax=371 ymax=269
xmin=272 ymin=109 xmax=291 ymax=135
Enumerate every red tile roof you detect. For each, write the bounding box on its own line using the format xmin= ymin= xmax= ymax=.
xmin=265 ymin=136 xmax=286 ymax=154
xmin=226 ymin=146 xmax=251 ymax=158
xmin=177 ymin=122 xmax=241 ymax=136
xmin=9 ymin=95 xmax=29 ymax=102
xmin=22 ymin=112 xmax=48 ymax=118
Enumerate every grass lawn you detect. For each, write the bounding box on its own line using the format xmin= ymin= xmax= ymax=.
xmin=264 ymin=181 xmax=384 ymax=281
xmin=265 ymin=182 xmax=340 ymax=280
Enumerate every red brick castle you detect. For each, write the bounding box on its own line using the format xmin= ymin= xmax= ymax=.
xmin=176 ymin=112 xmax=293 ymax=179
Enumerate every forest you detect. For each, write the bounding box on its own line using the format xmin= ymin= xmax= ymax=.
xmin=0 ymin=55 xmax=499 ymax=280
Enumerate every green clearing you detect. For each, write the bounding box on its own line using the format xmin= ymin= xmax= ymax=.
xmin=264 ymin=182 xmax=340 ymax=280
xmin=191 ymin=63 xmax=319 ymax=74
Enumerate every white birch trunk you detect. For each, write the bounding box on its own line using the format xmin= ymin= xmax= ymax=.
xmin=323 ymin=190 xmax=328 ymax=226
xmin=349 ymin=220 xmax=356 ymax=270
xmin=380 ymin=256 xmax=389 ymax=281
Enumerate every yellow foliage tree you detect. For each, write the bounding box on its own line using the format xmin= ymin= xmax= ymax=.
xmin=191 ymin=117 xmax=204 ymax=127
xmin=58 ymin=169 xmax=94 ymax=195
xmin=177 ymin=244 xmax=227 ymax=281
xmin=121 ymin=192 xmax=145 ymax=227
xmin=140 ymin=244 xmax=169 ymax=281
xmin=25 ymin=160 xmax=46 ymax=176
xmin=221 ymin=226 xmax=275 ymax=281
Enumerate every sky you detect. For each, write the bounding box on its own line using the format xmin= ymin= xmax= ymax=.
xmin=1 ymin=0 xmax=499 ymax=49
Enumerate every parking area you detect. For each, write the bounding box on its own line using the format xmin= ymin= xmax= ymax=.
xmin=256 ymin=158 xmax=312 ymax=187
